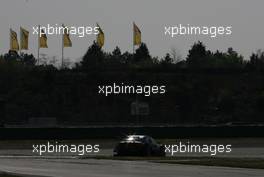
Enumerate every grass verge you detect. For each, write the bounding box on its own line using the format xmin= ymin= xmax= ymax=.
xmin=0 ymin=172 xmax=44 ymax=177
xmin=82 ymin=156 xmax=264 ymax=169
xmin=0 ymin=173 xmax=23 ymax=177
xmin=154 ymin=157 xmax=264 ymax=169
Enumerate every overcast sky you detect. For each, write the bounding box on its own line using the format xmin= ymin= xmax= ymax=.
xmin=1 ymin=0 xmax=264 ymax=62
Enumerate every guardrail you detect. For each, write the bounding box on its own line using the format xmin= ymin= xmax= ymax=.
xmin=0 ymin=125 xmax=264 ymax=140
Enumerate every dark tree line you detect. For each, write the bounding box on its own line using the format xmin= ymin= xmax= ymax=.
xmin=1 ymin=41 xmax=264 ymax=70
xmin=74 ymin=41 xmax=264 ymax=71
xmin=0 ymin=41 xmax=264 ymax=125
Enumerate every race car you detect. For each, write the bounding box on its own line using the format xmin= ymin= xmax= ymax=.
xmin=113 ymin=135 xmax=165 ymax=157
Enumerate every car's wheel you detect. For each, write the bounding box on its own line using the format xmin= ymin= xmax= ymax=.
xmin=143 ymin=146 xmax=151 ymax=156
xmin=159 ymin=146 xmax=166 ymax=157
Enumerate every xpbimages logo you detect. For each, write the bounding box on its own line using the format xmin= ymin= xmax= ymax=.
xmin=98 ymin=83 xmax=166 ymax=96
xmin=165 ymin=24 xmax=232 ymax=38
xmin=165 ymin=142 xmax=232 ymax=156
xmin=32 ymin=142 xmax=100 ymax=156
xmin=32 ymin=24 xmax=99 ymax=38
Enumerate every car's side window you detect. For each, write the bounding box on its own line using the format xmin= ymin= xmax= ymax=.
xmin=144 ymin=137 xmax=150 ymax=144
xmin=150 ymin=137 xmax=157 ymax=145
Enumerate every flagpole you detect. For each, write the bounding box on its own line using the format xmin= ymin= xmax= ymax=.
xmin=62 ymin=24 xmax=64 ymax=69
xmin=37 ymin=25 xmax=40 ymax=65
xmin=19 ymin=27 xmax=21 ymax=57
xmin=133 ymin=22 xmax=135 ymax=55
xmin=9 ymin=28 xmax=11 ymax=52
xmin=133 ymin=22 xmax=139 ymax=123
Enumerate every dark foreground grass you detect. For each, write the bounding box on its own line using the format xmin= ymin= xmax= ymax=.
xmin=0 ymin=172 xmax=44 ymax=177
xmin=0 ymin=173 xmax=22 ymax=177
xmin=82 ymin=156 xmax=264 ymax=169
xmin=154 ymin=157 xmax=264 ymax=169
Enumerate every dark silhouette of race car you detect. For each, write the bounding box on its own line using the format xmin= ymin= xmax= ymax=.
xmin=113 ymin=135 xmax=165 ymax=157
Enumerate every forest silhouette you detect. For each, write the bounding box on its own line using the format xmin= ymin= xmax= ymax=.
xmin=0 ymin=41 xmax=264 ymax=126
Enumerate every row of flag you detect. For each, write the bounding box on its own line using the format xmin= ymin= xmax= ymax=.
xmin=9 ymin=22 xmax=142 ymax=52
xmin=10 ymin=27 xmax=48 ymax=51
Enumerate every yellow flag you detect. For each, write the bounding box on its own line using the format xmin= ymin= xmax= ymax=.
xmin=96 ymin=23 xmax=104 ymax=48
xmin=62 ymin=24 xmax=72 ymax=47
xmin=133 ymin=22 xmax=141 ymax=46
xmin=39 ymin=30 xmax=48 ymax=48
xmin=10 ymin=29 xmax=19 ymax=51
xmin=20 ymin=27 xmax=29 ymax=50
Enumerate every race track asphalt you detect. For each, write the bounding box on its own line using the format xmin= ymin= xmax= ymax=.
xmin=0 ymin=157 xmax=264 ymax=177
